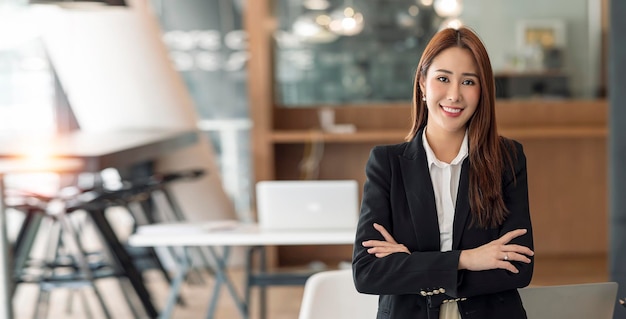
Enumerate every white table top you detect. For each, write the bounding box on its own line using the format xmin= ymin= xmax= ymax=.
xmin=0 ymin=158 xmax=85 ymax=174
xmin=0 ymin=130 xmax=198 ymax=172
xmin=128 ymin=221 xmax=356 ymax=247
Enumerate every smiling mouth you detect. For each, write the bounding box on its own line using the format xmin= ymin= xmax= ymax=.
xmin=441 ymin=106 xmax=462 ymax=114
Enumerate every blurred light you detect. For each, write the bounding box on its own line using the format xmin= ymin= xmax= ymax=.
xmin=0 ymin=5 xmax=39 ymax=51
xmin=29 ymin=0 xmax=126 ymax=6
xmin=420 ymin=0 xmax=434 ymax=6
xmin=397 ymin=7 xmax=419 ymax=29
xmin=292 ymin=12 xmax=339 ymax=43
xmin=328 ymin=6 xmax=364 ymax=36
xmin=434 ymin=0 xmax=462 ymax=17
xmin=439 ymin=17 xmax=463 ymax=30
xmin=303 ymin=0 xmax=330 ymax=11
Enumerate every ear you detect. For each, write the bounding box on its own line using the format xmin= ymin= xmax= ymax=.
xmin=418 ymin=78 xmax=426 ymax=95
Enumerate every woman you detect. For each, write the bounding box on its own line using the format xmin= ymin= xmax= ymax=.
xmin=352 ymin=27 xmax=534 ymax=319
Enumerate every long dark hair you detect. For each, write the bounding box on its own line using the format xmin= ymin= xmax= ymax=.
xmin=406 ymin=27 xmax=514 ymax=228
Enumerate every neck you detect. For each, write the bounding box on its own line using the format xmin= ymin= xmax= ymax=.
xmin=424 ymin=127 xmax=466 ymax=163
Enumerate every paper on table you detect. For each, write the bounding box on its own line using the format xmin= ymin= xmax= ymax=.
xmin=136 ymin=220 xmax=241 ymax=235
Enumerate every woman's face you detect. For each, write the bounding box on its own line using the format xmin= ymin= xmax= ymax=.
xmin=420 ymin=46 xmax=481 ymax=137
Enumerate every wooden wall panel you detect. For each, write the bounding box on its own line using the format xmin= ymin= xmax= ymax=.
xmin=522 ymin=138 xmax=607 ymax=254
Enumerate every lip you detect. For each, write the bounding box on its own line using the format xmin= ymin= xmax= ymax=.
xmin=440 ymin=105 xmax=464 ymax=117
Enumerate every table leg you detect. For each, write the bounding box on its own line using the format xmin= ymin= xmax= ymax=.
xmin=158 ymin=246 xmax=189 ymax=319
xmin=205 ymin=246 xmax=249 ymax=319
xmin=0 ymin=174 xmax=13 ymax=319
xmin=89 ymin=209 xmax=158 ymax=318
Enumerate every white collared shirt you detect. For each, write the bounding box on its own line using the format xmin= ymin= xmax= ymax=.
xmin=422 ymin=129 xmax=469 ymax=252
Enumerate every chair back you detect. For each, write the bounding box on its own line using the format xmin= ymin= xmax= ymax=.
xmin=298 ymin=269 xmax=378 ymax=319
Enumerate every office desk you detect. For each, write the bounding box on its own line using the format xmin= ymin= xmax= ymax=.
xmin=128 ymin=221 xmax=356 ymax=319
xmin=0 ymin=130 xmax=198 ymax=319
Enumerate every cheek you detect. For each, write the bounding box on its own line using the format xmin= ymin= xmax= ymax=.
xmin=465 ymin=87 xmax=481 ymax=105
xmin=425 ymin=80 xmax=445 ymax=97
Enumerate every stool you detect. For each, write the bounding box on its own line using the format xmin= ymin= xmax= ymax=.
xmin=10 ymin=192 xmax=138 ymax=319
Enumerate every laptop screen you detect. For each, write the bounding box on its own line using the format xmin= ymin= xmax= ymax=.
xmin=518 ymin=282 xmax=618 ymax=319
xmin=255 ymin=180 xmax=360 ymax=231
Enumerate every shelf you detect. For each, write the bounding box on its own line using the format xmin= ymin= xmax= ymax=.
xmin=501 ymin=127 xmax=607 ymax=139
xmin=270 ymin=127 xmax=607 ymax=144
xmin=270 ymin=130 xmax=407 ymax=143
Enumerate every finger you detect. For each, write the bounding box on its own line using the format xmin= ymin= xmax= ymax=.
xmin=500 ymin=261 xmax=519 ymax=273
xmin=373 ymin=223 xmax=397 ymax=244
xmin=362 ymin=240 xmax=395 ymax=247
xmin=503 ymin=252 xmax=532 ymax=264
xmin=367 ymin=245 xmax=410 ymax=257
xmin=503 ymin=244 xmax=534 ymax=257
xmin=367 ymin=246 xmax=406 ymax=254
xmin=497 ymin=229 xmax=527 ymax=244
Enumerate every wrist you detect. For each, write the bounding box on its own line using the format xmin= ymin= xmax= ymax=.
xmin=458 ymin=250 xmax=467 ymax=270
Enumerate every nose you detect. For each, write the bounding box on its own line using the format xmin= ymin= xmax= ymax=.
xmin=447 ymin=85 xmax=461 ymax=102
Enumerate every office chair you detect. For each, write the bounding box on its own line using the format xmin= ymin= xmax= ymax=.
xmin=298 ymin=268 xmax=378 ymax=319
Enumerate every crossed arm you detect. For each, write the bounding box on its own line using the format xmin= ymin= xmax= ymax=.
xmin=362 ymin=223 xmax=534 ymax=273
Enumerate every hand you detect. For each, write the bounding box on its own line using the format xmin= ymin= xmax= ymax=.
xmin=458 ymin=229 xmax=534 ymax=273
xmin=362 ymin=223 xmax=410 ymax=258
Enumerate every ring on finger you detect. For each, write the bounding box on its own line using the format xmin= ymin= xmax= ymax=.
xmin=504 ymin=253 xmax=509 ymax=261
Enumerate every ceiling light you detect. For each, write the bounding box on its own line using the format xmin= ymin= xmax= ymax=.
xmin=303 ymin=0 xmax=330 ymax=11
xmin=434 ymin=0 xmax=462 ymax=17
xmin=328 ymin=5 xmax=364 ymax=36
xmin=292 ymin=12 xmax=339 ymax=43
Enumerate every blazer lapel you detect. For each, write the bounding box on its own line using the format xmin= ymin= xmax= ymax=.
xmin=399 ymin=129 xmax=441 ymax=251
xmin=452 ymin=159 xmax=470 ymax=250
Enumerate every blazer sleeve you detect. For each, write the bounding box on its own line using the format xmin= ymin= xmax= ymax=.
xmin=352 ymin=145 xmax=461 ymax=296
xmin=455 ymin=140 xmax=534 ymax=298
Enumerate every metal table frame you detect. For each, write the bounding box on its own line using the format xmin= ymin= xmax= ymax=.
xmin=0 ymin=130 xmax=198 ymax=319
xmin=128 ymin=222 xmax=356 ymax=319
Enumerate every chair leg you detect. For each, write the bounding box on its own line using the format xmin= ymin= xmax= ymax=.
xmin=11 ymin=212 xmax=44 ymax=296
xmin=117 ymin=278 xmax=143 ymax=319
xmin=58 ymin=214 xmax=112 ymax=319
xmin=33 ymin=288 xmax=51 ymax=319
xmin=77 ymin=289 xmax=95 ymax=319
xmin=149 ymin=191 xmax=216 ymax=282
xmin=82 ymin=208 xmax=154 ymax=316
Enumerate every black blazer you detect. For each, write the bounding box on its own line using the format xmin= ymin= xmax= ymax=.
xmin=352 ymin=129 xmax=533 ymax=319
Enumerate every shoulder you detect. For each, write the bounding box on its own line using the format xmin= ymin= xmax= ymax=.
xmin=499 ymin=136 xmax=527 ymax=175
xmin=499 ymin=137 xmax=525 ymax=159
xmin=370 ymin=141 xmax=411 ymax=158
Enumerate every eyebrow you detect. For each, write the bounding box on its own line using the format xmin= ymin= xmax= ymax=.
xmin=434 ymin=69 xmax=479 ymax=78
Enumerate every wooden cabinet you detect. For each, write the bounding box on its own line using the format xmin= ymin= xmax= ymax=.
xmin=245 ymin=1 xmax=608 ymax=266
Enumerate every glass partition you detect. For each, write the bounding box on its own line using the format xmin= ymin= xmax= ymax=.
xmin=273 ymin=0 xmax=603 ymax=106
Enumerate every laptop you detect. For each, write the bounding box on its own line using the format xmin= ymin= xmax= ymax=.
xmin=518 ymin=282 xmax=618 ymax=319
xmin=255 ymin=180 xmax=359 ymax=231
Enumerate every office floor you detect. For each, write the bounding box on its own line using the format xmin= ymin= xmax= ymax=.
xmin=12 ymin=253 xmax=608 ymax=319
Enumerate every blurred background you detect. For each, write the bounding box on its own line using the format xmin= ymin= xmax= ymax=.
xmin=0 ymin=0 xmax=621 ymax=318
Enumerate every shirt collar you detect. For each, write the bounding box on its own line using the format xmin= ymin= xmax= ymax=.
xmin=422 ymin=128 xmax=469 ymax=168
